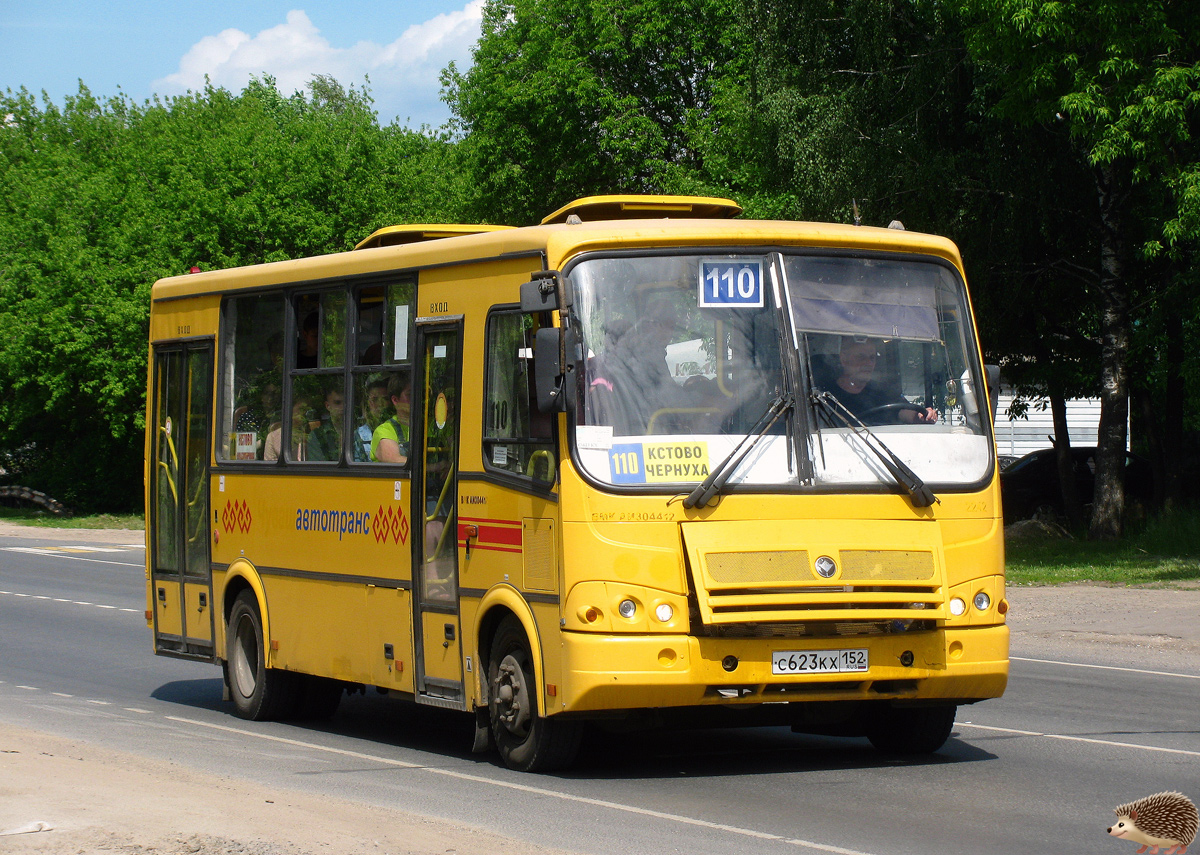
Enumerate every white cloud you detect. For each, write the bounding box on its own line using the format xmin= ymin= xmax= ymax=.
xmin=154 ymin=3 xmax=484 ymax=127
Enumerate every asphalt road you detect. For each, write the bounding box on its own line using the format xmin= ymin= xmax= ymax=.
xmin=1 ymin=528 xmax=1197 ymax=855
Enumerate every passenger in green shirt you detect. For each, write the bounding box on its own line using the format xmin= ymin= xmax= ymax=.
xmin=371 ymin=374 xmax=411 ymax=465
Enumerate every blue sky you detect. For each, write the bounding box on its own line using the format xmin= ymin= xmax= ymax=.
xmin=0 ymin=1 xmax=485 ymax=128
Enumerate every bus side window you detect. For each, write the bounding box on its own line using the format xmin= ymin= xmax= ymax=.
xmin=219 ymin=293 xmax=285 ymax=462
xmin=483 ymin=310 xmax=555 ymax=482
xmin=356 ymin=285 xmax=385 ymax=366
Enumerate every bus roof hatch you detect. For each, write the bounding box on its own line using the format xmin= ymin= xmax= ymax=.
xmin=540 ymin=195 xmax=743 ymax=225
xmin=354 ymin=223 xmax=513 ymax=250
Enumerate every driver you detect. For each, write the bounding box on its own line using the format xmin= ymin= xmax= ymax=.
xmin=828 ymin=336 xmax=937 ymax=425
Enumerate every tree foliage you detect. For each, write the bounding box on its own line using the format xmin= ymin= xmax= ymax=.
xmin=0 ymin=78 xmax=467 ymax=511
xmin=956 ymin=0 xmax=1200 ymax=537
xmin=442 ymin=0 xmax=742 ymax=224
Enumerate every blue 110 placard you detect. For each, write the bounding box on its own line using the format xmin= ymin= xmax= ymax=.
xmin=699 ymin=259 xmax=764 ymax=308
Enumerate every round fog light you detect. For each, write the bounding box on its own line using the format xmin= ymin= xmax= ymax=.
xmin=654 ymin=603 xmax=674 ymax=622
xmin=973 ymin=591 xmax=992 ymax=611
xmin=949 ymin=597 xmax=966 ymax=616
xmin=618 ymin=598 xmax=637 ymax=619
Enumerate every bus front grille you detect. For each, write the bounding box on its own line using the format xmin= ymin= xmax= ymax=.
xmin=689 ymin=549 xmax=946 ymax=626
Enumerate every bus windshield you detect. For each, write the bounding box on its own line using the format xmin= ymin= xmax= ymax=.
xmin=570 ymin=252 xmax=991 ymax=491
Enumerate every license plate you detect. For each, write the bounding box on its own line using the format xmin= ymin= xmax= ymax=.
xmin=771 ymin=648 xmax=869 ymax=675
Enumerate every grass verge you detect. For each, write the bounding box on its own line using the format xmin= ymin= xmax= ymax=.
xmin=0 ymin=508 xmax=144 ymax=530
xmin=1007 ymin=510 xmax=1200 ymax=586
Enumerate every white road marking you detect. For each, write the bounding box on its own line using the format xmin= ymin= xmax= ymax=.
xmin=168 ymin=715 xmax=880 ymax=855
xmin=1012 ymin=655 xmax=1200 ymax=680
xmin=1 ymin=547 xmax=143 ymax=568
xmin=0 ymin=589 xmax=136 ymax=614
xmin=4 ymin=546 xmax=123 ymax=554
xmin=958 ymin=722 xmax=1200 ymax=757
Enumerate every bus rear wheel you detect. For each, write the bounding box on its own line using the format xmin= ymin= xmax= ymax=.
xmin=866 ymin=704 xmax=956 ymax=755
xmin=226 ymin=590 xmax=295 ymax=721
xmin=488 ymin=617 xmax=581 ymax=772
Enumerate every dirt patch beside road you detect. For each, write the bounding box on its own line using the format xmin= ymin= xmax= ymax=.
xmin=0 ymin=724 xmax=570 ymax=855
xmin=1005 ymin=582 xmax=1200 ymax=671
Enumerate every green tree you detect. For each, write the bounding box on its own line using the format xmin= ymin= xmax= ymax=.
xmin=0 ymin=78 xmax=470 ymax=511
xmin=957 ymin=0 xmax=1200 ymax=538
xmin=443 ymin=0 xmax=742 ymax=224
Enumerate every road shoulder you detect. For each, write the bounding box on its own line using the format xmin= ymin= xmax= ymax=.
xmin=0 ymin=722 xmax=569 ymax=855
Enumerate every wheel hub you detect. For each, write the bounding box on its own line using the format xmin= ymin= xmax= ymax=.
xmin=493 ymin=656 xmax=530 ymax=736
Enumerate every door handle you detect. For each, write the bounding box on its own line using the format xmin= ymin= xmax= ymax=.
xmin=443 ymin=623 xmax=456 ymax=648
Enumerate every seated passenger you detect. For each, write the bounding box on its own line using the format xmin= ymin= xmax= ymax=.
xmin=588 ymin=301 xmax=690 ymax=434
xmin=371 ymin=374 xmax=411 ymax=464
xmin=265 ymin=396 xmax=316 ymax=461
xmin=233 ymin=379 xmax=280 ymax=460
xmin=307 ymin=387 xmax=347 ymax=461
xmin=822 ymin=336 xmax=937 ymax=425
xmin=355 ymin=377 xmax=389 ymax=462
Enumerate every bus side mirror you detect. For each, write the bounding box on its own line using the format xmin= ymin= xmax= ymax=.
xmin=985 ymin=364 xmax=1000 ymax=423
xmin=521 ymin=270 xmax=572 ymax=312
xmin=533 ymin=326 xmax=576 ymax=412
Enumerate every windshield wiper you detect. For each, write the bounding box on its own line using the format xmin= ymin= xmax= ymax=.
xmin=683 ymin=395 xmax=792 ymax=510
xmin=811 ymin=391 xmax=939 ymax=508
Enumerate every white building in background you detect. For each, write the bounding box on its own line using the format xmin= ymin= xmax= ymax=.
xmin=993 ymin=386 xmax=1104 ymax=458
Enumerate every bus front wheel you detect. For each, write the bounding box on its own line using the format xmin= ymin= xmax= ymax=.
xmin=226 ymin=590 xmax=295 ymax=721
xmin=866 ymin=704 xmax=956 ymax=754
xmin=488 ymin=617 xmax=581 ymax=772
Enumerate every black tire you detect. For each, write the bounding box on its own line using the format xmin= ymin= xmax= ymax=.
xmin=488 ymin=616 xmax=581 ymax=772
xmin=867 ymin=704 xmax=956 ymax=755
xmin=226 ymin=590 xmax=296 ymax=720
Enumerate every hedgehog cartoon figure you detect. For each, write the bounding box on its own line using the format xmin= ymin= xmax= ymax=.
xmin=1108 ymin=792 xmax=1198 ymax=854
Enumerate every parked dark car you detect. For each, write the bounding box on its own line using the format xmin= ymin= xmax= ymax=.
xmin=999 ymin=447 xmax=1153 ymax=523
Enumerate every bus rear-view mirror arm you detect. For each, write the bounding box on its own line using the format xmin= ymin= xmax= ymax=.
xmin=985 ymin=364 xmax=1000 ymax=424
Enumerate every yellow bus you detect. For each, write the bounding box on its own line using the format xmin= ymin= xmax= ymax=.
xmin=145 ymin=195 xmax=1008 ymax=771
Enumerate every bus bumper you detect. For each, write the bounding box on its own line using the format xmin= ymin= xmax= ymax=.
xmin=557 ymin=624 xmax=1008 ymax=713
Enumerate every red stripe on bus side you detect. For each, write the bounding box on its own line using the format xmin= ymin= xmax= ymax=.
xmin=458 ymin=541 xmax=523 ymax=554
xmin=458 ymin=523 xmax=523 ymax=546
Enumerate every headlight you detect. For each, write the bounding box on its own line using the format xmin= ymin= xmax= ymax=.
xmin=949 ymin=597 xmax=966 ymax=616
xmin=973 ymin=591 xmax=992 ymax=611
xmin=654 ymin=603 xmax=673 ymax=622
xmin=618 ymin=598 xmax=637 ymax=619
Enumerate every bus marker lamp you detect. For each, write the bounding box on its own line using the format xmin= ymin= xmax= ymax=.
xmin=949 ymin=597 xmax=966 ymax=616
xmin=579 ymin=606 xmax=602 ymax=623
xmin=973 ymin=592 xmax=991 ymax=612
xmin=618 ymin=599 xmax=637 ymax=619
xmin=997 ymin=598 xmax=1009 ymax=616
xmin=654 ymin=603 xmax=674 ymax=623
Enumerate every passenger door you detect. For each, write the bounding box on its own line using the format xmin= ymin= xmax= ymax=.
xmin=149 ymin=343 xmax=216 ymax=660
xmin=411 ymin=322 xmax=465 ymax=707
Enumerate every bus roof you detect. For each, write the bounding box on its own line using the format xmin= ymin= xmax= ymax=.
xmin=540 ymin=195 xmax=743 ymax=225
xmin=354 ymin=224 xmax=513 ymax=250
xmin=152 ymin=201 xmax=964 ymax=302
